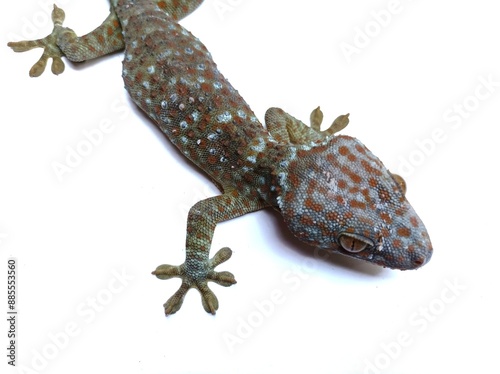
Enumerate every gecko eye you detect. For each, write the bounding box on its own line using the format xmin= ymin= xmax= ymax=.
xmin=390 ymin=173 xmax=407 ymax=195
xmin=339 ymin=233 xmax=374 ymax=253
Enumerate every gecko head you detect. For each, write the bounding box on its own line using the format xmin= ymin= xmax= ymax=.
xmin=276 ymin=135 xmax=433 ymax=270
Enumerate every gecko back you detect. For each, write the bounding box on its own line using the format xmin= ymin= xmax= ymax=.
xmin=115 ymin=1 xmax=270 ymax=189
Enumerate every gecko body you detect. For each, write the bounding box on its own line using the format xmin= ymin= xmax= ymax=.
xmin=9 ymin=0 xmax=433 ymax=315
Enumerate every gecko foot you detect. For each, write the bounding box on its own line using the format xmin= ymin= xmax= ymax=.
xmin=152 ymin=247 xmax=236 ymax=315
xmin=7 ymin=5 xmax=71 ymax=77
xmin=310 ymin=106 xmax=350 ymax=136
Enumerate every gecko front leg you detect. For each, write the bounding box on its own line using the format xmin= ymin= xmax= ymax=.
xmin=265 ymin=107 xmax=350 ymax=145
xmin=153 ymin=191 xmax=268 ymax=315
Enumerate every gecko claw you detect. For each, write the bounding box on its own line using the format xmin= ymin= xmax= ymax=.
xmin=309 ymin=107 xmax=350 ymax=136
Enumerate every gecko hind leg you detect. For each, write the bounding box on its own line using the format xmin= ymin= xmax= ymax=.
xmin=8 ymin=5 xmax=68 ymax=77
xmin=8 ymin=5 xmax=124 ymax=77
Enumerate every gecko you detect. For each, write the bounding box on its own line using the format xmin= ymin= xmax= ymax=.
xmin=8 ymin=0 xmax=433 ymax=315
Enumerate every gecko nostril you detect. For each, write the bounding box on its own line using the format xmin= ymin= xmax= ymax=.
xmin=413 ymin=257 xmax=425 ymax=267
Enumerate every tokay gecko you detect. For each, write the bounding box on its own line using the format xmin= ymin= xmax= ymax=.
xmin=8 ymin=0 xmax=433 ymax=315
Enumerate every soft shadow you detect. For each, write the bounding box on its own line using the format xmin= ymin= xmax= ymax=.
xmin=262 ymin=209 xmax=387 ymax=278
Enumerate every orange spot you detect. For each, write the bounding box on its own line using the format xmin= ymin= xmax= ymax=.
xmin=338 ymin=146 xmax=349 ymax=156
xmin=380 ymin=212 xmax=392 ymax=224
xmin=157 ymin=1 xmax=168 ymax=10
xmin=335 ymin=195 xmax=345 ymax=205
xmin=355 ymin=145 xmax=366 ymax=154
xmin=300 ymin=215 xmax=314 ymax=226
xmin=289 ymin=173 xmax=300 ymax=188
xmin=392 ymin=239 xmax=402 ymax=249
xmin=349 ymin=200 xmax=366 ymax=210
xmin=410 ymin=216 xmax=419 ymax=227
xmin=349 ymin=172 xmax=362 ymax=184
xmin=378 ymin=187 xmax=391 ymax=202
xmin=305 ymin=198 xmax=322 ymax=212
xmin=397 ymin=227 xmax=412 ymax=237
xmin=200 ymin=82 xmax=211 ymax=93
xmin=326 ymin=211 xmax=340 ymax=221
xmin=307 ymin=179 xmax=318 ymax=194
xmin=344 ymin=211 xmax=354 ymax=220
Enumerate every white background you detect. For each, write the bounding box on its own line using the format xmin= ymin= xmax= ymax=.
xmin=1 ymin=0 xmax=499 ymax=373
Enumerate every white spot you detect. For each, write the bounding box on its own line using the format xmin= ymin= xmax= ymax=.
xmin=217 ymin=111 xmax=232 ymax=123
xmin=191 ymin=111 xmax=200 ymax=121
xmin=147 ymin=66 xmax=155 ymax=74
xmin=279 ymin=160 xmax=289 ymax=168
xmin=247 ymin=155 xmax=257 ymax=164
xmin=161 ymin=100 xmax=168 ymax=109
xmin=158 ymin=50 xmax=173 ymax=59
xmin=250 ymin=137 xmax=266 ymax=152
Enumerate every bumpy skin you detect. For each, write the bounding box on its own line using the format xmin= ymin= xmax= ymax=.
xmin=9 ymin=0 xmax=433 ymax=315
